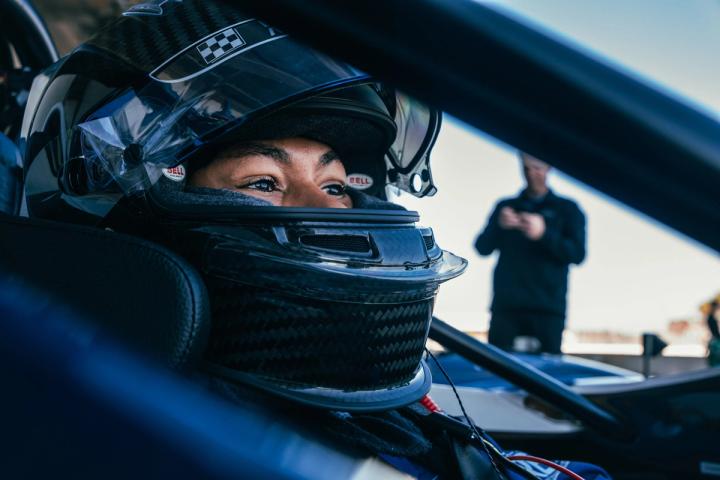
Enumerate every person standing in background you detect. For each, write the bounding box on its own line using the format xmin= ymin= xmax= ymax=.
xmin=474 ymin=152 xmax=586 ymax=354
xmin=701 ymin=295 xmax=720 ymax=366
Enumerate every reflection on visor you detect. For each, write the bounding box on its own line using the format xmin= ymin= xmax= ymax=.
xmin=387 ymin=93 xmax=441 ymax=197
xmin=76 ymin=32 xmax=438 ymax=197
xmin=391 ymin=93 xmax=432 ymax=171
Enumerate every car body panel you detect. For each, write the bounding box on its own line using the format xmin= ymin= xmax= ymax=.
xmin=430 ymin=352 xmax=643 ymax=391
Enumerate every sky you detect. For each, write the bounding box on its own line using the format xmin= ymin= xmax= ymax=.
xmin=396 ymin=0 xmax=720 ymax=337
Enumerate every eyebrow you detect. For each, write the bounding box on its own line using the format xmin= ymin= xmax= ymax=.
xmin=223 ymin=142 xmax=290 ymax=164
xmin=319 ymin=149 xmax=340 ymax=166
xmin=221 ymin=141 xmax=340 ymax=167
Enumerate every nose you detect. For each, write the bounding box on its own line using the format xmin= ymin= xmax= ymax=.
xmin=283 ymin=184 xmax=343 ymax=208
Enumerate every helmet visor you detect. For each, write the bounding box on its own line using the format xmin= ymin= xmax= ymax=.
xmin=75 ymin=29 xmax=438 ymax=198
xmin=388 ymin=92 xmax=441 ymax=196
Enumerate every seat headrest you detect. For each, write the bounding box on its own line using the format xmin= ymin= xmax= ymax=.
xmin=0 ymin=214 xmax=210 ymax=369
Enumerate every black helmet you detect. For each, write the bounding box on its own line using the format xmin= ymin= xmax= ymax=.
xmin=21 ymin=0 xmax=466 ymax=412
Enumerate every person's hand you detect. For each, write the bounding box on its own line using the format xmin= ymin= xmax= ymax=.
xmin=519 ymin=212 xmax=546 ymax=240
xmin=499 ymin=207 xmax=522 ymax=229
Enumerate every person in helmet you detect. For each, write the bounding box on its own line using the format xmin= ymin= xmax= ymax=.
xmin=20 ymin=2 xmax=611 ymax=479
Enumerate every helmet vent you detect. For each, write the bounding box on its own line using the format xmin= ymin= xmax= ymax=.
xmin=299 ymin=234 xmax=371 ymax=253
xmin=422 ymin=234 xmax=435 ymax=251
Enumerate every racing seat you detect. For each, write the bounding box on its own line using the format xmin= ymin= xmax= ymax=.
xmin=0 ymin=214 xmax=210 ymax=369
xmin=0 ymin=219 xmax=379 ymax=479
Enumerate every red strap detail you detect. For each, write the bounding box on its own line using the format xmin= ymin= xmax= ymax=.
xmin=420 ymin=394 xmax=441 ymax=413
xmin=508 ymin=454 xmax=586 ymax=480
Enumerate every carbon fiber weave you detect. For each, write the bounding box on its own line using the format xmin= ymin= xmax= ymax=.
xmin=85 ymin=0 xmax=248 ymax=74
xmin=205 ymin=278 xmax=432 ymax=390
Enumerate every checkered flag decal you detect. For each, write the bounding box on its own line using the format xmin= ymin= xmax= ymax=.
xmin=197 ymin=28 xmax=246 ymax=64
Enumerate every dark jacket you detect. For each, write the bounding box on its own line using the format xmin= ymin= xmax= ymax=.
xmin=475 ymin=189 xmax=586 ymax=315
xmin=707 ymin=306 xmax=719 ymax=339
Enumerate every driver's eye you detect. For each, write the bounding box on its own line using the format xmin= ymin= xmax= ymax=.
xmin=240 ymin=178 xmax=278 ymax=193
xmin=324 ymin=183 xmax=347 ymax=196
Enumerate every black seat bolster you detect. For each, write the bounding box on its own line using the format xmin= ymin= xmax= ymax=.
xmin=0 ymin=214 xmax=210 ymax=370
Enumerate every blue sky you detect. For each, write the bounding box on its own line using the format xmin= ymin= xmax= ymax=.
xmin=489 ymin=0 xmax=720 ymax=117
xmin=397 ymin=0 xmax=720 ymax=337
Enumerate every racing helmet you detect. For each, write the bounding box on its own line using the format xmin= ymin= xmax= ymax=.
xmin=21 ymin=0 xmax=466 ymax=412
